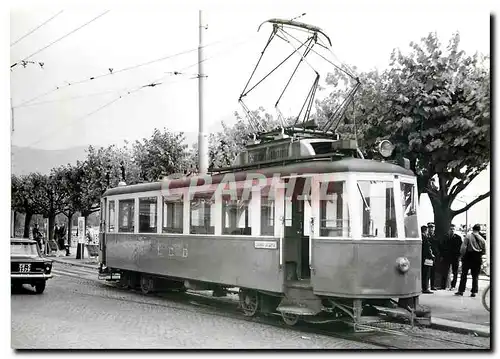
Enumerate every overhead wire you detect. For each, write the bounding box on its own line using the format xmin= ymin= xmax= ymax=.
xmin=10 ymin=10 xmax=64 ymax=47
xmin=13 ymin=32 xmax=258 ymax=109
xmin=11 ymin=10 xmax=110 ymax=69
xmin=13 ymin=30 xmax=259 ymax=148
xmin=18 ymin=77 xmax=184 ymax=149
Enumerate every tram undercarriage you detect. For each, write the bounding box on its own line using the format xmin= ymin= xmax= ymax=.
xmin=99 ymin=266 xmax=430 ymax=330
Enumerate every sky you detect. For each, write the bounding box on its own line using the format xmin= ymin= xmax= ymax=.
xmin=5 ymin=0 xmax=495 ymax=226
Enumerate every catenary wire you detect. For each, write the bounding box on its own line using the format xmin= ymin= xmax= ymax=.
xmin=13 ymin=32 xmax=258 ymax=108
xmin=13 ymin=31 xmax=259 ymax=148
xmin=11 ymin=10 xmax=110 ymax=69
xmin=10 ymin=10 xmax=64 ymax=47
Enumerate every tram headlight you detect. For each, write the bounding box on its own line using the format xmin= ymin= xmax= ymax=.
xmin=396 ymin=257 xmax=410 ymax=273
xmin=378 ymin=140 xmax=394 ymax=158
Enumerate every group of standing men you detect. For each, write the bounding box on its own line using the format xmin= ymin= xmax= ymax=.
xmin=421 ymin=222 xmax=486 ymax=297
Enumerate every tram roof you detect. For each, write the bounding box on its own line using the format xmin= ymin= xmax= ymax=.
xmin=102 ymin=157 xmax=414 ymax=197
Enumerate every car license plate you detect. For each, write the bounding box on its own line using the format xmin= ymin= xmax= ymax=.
xmin=19 ymin=264 xmax=31 ymax=273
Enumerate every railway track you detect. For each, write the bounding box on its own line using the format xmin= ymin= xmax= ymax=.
xmin=52 ymin=266 xmax=490 ymax=350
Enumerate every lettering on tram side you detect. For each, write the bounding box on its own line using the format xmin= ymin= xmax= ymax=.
xmin=254 ymin=241 xmax=278 ymax=249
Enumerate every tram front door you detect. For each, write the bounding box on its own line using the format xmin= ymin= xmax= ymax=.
xmin=284 ymin=178 xmax=310 ymax=281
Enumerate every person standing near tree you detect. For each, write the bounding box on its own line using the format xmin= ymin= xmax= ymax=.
xmin=440 ymin=224 xmax=462 ymax=290
xmin=455 ymin=224 xmax=486 ymax=297
xmin=421 ymin=225 xmax=434 ymax=294
xmin=427 ymin=222 xmax=440 ymax=290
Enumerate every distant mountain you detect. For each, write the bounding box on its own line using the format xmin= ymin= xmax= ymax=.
xmin=11 ymin=145 xmax=90 ymax=176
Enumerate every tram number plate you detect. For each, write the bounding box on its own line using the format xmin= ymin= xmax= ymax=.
xmin=19 ymin=264 xmax=31 ymax=273
xmin=254 ymin=241 xmax=277 ymax=249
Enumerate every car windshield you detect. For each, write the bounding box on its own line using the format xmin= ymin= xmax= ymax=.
xmin=11 ymin=242 xmax=39 ymax=257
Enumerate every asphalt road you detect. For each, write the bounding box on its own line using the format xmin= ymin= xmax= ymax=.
xmin=11 ymin=266 xmax=380 ymax=349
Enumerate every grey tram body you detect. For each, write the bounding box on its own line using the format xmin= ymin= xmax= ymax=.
xmin=99 ymin=155 xmax=422 ymax=316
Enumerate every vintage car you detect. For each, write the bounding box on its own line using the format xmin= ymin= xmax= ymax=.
xmin=11 ymin=238 xmax=53 ymax=294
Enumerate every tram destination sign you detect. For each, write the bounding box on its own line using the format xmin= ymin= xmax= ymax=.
xmin=254 ymin=241 xmax=278 ymax=249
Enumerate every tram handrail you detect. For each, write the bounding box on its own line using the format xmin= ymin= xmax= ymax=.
xmin=309 ymin=217 xmax=314 ymax=270
xmin=279 ymin=216 xmax=284 ymax=268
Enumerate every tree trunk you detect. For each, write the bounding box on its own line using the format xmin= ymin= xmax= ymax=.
xmin=66 ymin=212 xmax=74 ymax=244
xmin=23 ymin=212 xmax=33 ymax=238
xmin=429 ymin=195 xmax=453 ymax=289
xmin=48 ymin=214 xmax=56 ymax=242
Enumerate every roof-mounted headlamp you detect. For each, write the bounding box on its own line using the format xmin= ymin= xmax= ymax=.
xmin=378 ymin=140 xmax=395 ymax=158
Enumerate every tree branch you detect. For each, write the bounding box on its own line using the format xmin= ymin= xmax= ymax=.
xmin=451 ymin=191 xmax=490 ymax=216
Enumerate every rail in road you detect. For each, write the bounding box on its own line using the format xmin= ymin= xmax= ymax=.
xmin=51 ymin=263 xmax=490 ymax=350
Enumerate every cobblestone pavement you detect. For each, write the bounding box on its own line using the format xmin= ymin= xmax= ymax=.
xmin=11 ymin=270 xmax=379 ymax=349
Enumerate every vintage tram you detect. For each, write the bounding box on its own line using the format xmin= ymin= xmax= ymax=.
xmin=98 ymin=17 xmax=424 ymax=327
xmin=98 ymin=128 xmax=422 ymax=326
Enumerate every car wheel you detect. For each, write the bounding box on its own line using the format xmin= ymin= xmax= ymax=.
xmin=35 ymin=281 xmax=46 ymax=294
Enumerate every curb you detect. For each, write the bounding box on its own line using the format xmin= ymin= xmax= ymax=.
xmin=51 ymin=258 xmax=99 ymax=270
xmin=430 ymin=318 xmax=490 ymax=338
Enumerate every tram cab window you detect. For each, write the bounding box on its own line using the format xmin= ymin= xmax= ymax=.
xmin=357 ymin=180 xmax=397 ymax=238
xmin=108 ymin=201 xmax=116 ymax=232
xmin=222 ymin=190 xmax=251 ymax=235
xmin=319 ymin=181 xmax=349 ymax=237
xmin=401 ymin=182 xmax=419 ymax=238
xmin=190 ymin=192 xmax=215 ymax=235
xmin=261 ymin=185 xmax=275 ymax=236
xmin=162 ymin=195 xmax=183 ymax=234
xmin=139 ymin=197 xmax=157 ymax=233
xmin=118 ymin=199 xmax=135 ymax=233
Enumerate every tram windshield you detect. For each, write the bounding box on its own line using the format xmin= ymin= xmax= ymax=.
xmin=357 ymin=180 xmax=397 ymax=238
xmin=400 ymin=182 xmax=419 ymax=238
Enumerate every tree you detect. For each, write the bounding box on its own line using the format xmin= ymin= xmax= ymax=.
xmin=11 ymin=174 xmax=41 ymax=238
xmin=54 ymin=164 xmax=83 ymax=244
xmin=28 ymin=171 xmax=67 ymax=243
xmin=132 ymin=128 xmax=189 ymax=181
xmin=318 ymin=31 xmax=490 ymax=240
xmin=209 ymin=108 xmax=280 ymax=169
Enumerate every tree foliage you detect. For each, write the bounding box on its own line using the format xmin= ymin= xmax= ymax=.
xmin=318 ymin=31 xmax=490 ymax=238
xmin=132 ymin=128 xmax=189 ymax=181
xmin=208 ymin=108 xmax=280 ymax=169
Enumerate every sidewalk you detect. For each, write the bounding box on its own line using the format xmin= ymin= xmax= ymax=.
xmin=49 ymin=252 xmax=490 ymax=337
xmin=48 ymin=245 xmax=99 ymax=269
xmin=418 ymin=276 xmax=490 ymax=337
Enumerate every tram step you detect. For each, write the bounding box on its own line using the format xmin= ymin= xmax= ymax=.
xmin=372 ymin=305 xmax=414 ymax=319
xmin=285 ymin=279 xmax=312 ymax=289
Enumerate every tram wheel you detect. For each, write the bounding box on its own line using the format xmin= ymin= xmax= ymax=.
xmin=239 ymin=289 xmax=259 ymax=317
xmin=140 ymin=275 xmax=154 ymax=294
xmin=281 ymin=312 xmax=299 ymax=326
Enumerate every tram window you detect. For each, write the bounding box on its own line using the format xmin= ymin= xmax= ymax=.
xmin=319 ymin=181 xmax=349 ymax=237
xmin=401 ymin=182 xmax=419 ymax=238
xmin=118 ymin=199 xmax=135 ymax=233
xmin=138 ymin=197 xmax=157 ymax=233
xmin=190 ymin=193 xmax=215 ymax=235
xmin=261 ymin=185 xmax=275 ymax=236
xmin=108 ymin=201 xmax=116 ymax=232
xmin=222 ymin=191 xmax=251 ymax=235
xmin=162 ymin=195 xmax=183 ymax=234
xmin=357 ymin=180 xmax=397 ymax=238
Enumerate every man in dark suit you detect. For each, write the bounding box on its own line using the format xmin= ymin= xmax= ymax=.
xmin=427 ymin=222 xmax=439 ymax=290
xmin=421 ymin=225 xmax=434 ymax=294
xmin=440 ymin=224 xmax=462 ymax=290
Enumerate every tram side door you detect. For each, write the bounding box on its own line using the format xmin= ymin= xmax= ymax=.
xmin=283 ymin=178 xmax=310 ymax=281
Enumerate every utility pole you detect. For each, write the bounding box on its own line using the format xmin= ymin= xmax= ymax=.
xmin=198 ymin=10 xmax=208 ymax=174
xmin=11 ymin=98 xmax=14 ymax=133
